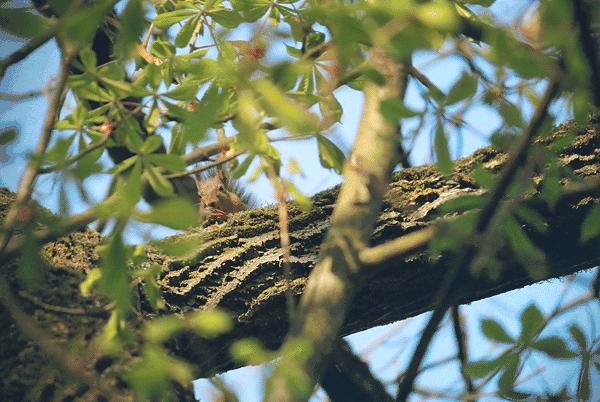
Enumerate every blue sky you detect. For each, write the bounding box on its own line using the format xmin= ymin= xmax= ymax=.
xmin=1 ymin=0 xmax=599 ymax=400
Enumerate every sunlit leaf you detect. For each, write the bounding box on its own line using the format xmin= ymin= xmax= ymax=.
xmin=189 ymin=309 xmax=233 ymax=338
xmin=286 ymin=181 xmax=312 ymax=211
xmin=139 ymin=135 xmax=163 ymax=155
xmin=115 ymin=0 xmax=146 ymax=57
xmin=153 ymin=9 xmax=196 ymax=29
xmin=136 ymin=197 xmax=198 ymax=229
xmin=0 ymin=7 xmax=49 ymax=39
xmin=174 ymin=15 xmax=199 ymax=48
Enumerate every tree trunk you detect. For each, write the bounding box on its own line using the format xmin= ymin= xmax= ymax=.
xmin=1 ymin=117 xmax=599 ymax=400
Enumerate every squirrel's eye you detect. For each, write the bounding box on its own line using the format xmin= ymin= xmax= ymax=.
xmin=218 ymin=184 xmax=225 ymax=192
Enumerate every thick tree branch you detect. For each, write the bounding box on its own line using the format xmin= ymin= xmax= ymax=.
xmin=2 ymin=117 xmax=600 ymax=400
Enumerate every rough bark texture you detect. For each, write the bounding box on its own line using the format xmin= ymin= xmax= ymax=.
xmin=1 ymin=117 xmax=600 ymax=400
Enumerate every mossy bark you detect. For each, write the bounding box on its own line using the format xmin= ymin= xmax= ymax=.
xmin=1 ymin=117 xmax=600 ymax=400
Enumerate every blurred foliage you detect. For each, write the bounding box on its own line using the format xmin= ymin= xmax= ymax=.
xmin=1 ymin=0 xmax=600 ymax=400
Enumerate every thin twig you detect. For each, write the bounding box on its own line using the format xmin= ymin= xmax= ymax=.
xmin=0 ymin=90 xmax=44 ymax=101
xmin=167 ymin=151 xmax=242 ymax=179
xmin=409 ymin=64 xmax=445 ymax=100
xmin=0 ymin=50 xmax=75 ymax=257
xmin=451 ymin=306 xmax=476 ymax=401
xmin=18 ymin=290 xmax=112 ymax=317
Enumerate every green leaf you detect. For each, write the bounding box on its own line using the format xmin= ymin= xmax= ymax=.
xmin=0 ymin=7 xmax=48 ymax=39
xmin=446 ymin=71 xmax=478 ymax=105
xmin=136 ymin=197 xmax=198 ymax=229
xmin=61 ymin=0 xmax=115 ymax=47
xmin=183 ymin=84 xmax=221 ymax=143
xmin=151 ymin=235 xmax=203 ymax=261
xmin=461 ymin=0 xmax=496 ymax=6
xmin=78 ymin=47 xmax=97 ymax=72
xmin=145 ymin=316 xmax=185 ymax=343
xmin=285 ymin=44 xmax=302 ymax=58
xmin=435 ymin=122 xmax=452 ymax=174
xmin=498 ymin=353 xmax=519 ymax=393
xmin=163 ymin=81 xmax=199 ymax=101
xmin=254 ymin=78 xmax=319 ymax=135
xmin=438 ymin=194 xmax=483 ymax=214
xmin=380 ymin=98 xmax=420 ymax=123
xmin=316 ymin=135 xmax=345 ymax=174
xmin=230 ymin=338 xmax=270 ymax=365
xmin=499 ymin=101 xmax=524 ymax=128
xmin=122 ymin=158 xmax=143 ymax=209
xmin=145 ymin=154 xmax=185 ymax=172
xmin=98 ymin=232 xmax=132 ymax=313
xmin=515 ymin=206 xmax=548 ymax=233
xmin=174 ymin=15 xmax=199 ymax=48
xmin=152 ymin=9 xmax=196 ymax=29
xmin=0 ymin=127 xmax=17 ymax=146
xmin=504 ymin=216 xmax=546 ymax=278
xmin=481 ymin=319 xmax=513 ymax=343
xmin=145 ymin=166 xmax=174 ymax=197
xmin=231 ymin=154 xmax=255 ymax=179
xmin=286 ymin=181 xmax=312 ymax=211
xmin=109 ymin=155 xmax=139 ymax=175
xmin=80 ymin=268 xmax=102 ymax=296
xmin=465 ymin=359 xmax=501 ymax=378
xmin=320 ymin=95 xmax=343 ymax=125
xmin=581 ymin=204 xmax=600 ymax=243
xmin=519 ymin=304 xmax=543 ymax=343
xmin=209 ymin=8 xmax=242 ymax=28
xmin=188 ymin=309 xmax=233 ymax=338
xmin=532 ymin=336 xmax=577 ymax=358
xmin=115 ymin=0 xmax=146 ymax=57
xmin=139 ymin=135 xmax=164 ymax=155
xmin=578 ymin=361 xmax=591 ymax=401
xmin=471 ymin=166 xmax=496 ymax=189
xmin=150 ymin=39 xmax=176 ymax=59
xmin=569 ymin=324 xmax=587 ymax=350
xmin=128 ymin=346 xmax=192 ymax=400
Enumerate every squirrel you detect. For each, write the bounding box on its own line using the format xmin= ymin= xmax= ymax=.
xmin=194 ymin=167 xmax=253 ymax=224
